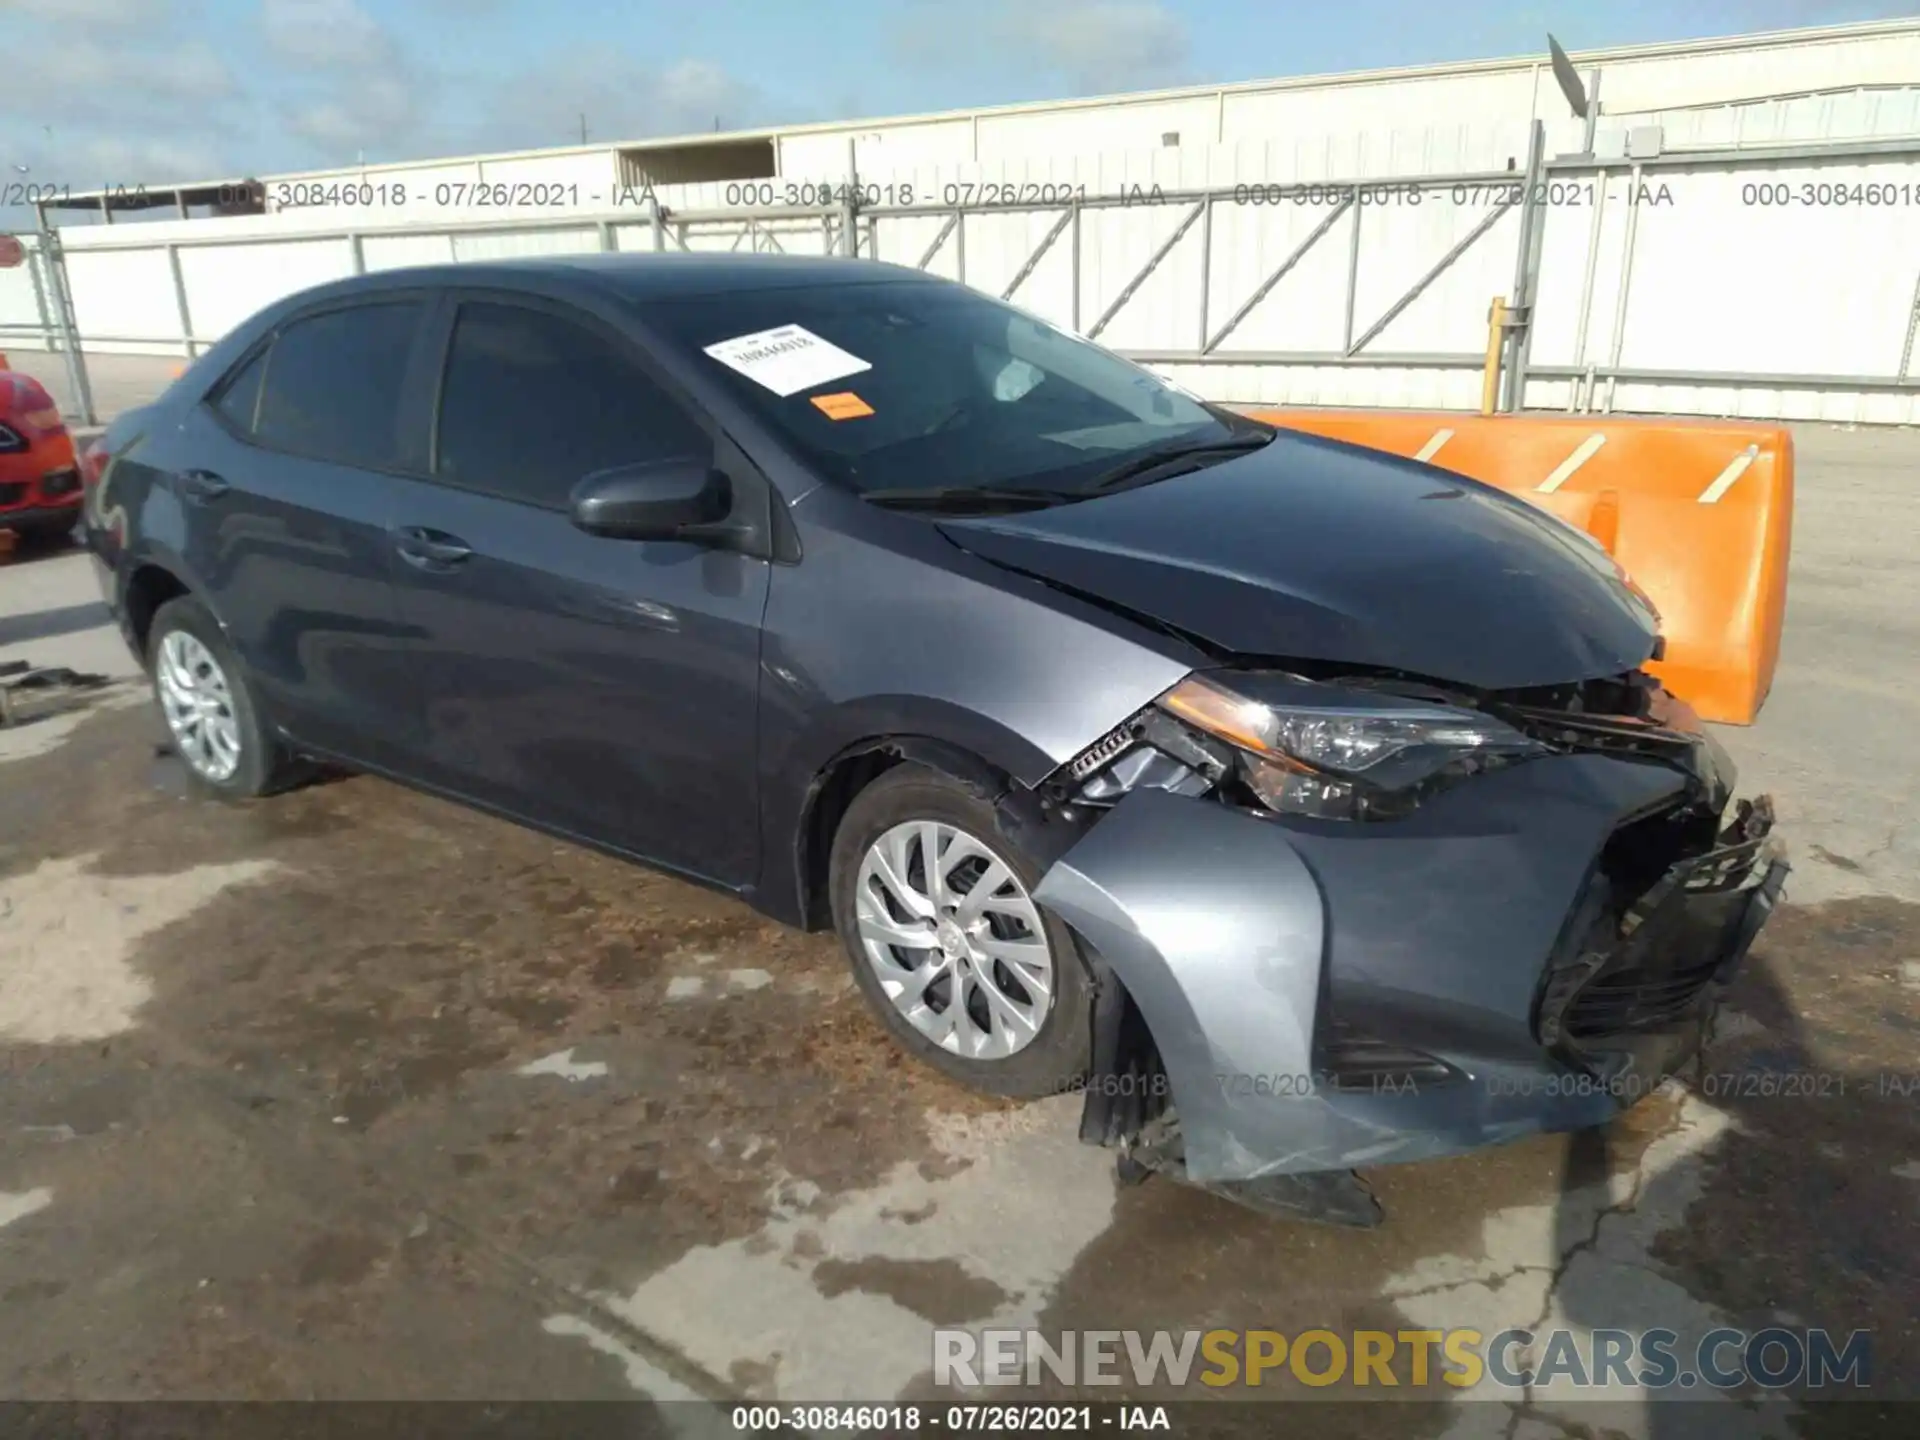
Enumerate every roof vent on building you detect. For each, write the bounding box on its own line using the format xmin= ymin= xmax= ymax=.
xmin=1161 ymin=131 xmax=1180 ymax=147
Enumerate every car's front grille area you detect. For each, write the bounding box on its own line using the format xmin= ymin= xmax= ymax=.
xmin=1563 ymin=951 xmax=1726 ymax=1039
xmin=1537 ymin=799 xmax=1779 ymax=1055
xmin=0 ymin=422 xmax=26 ymax=455
xmin=39 ymin=467 xmax=81 ymax=497
xmin=0 ymin=481 xmax=29 ymax=508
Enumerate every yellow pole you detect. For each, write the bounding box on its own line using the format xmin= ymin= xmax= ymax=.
xmin=1481 ymin=297 xmax=1507 ymax=415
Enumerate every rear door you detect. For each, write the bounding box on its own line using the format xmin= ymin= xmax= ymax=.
xmin=382 ymin=291 xmax=770 ymax=886
xmin=178 ymin=296 xmax=433 ymax=766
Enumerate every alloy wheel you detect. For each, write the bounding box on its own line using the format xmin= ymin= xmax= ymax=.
xmin=155 ymin=631 xmax=243 ymax=783
xmin=853 ymin=820 xmax=1056 ymax=1060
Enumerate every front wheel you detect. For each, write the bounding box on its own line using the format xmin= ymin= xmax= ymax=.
xmin=828 ymin=764 xmax=1091 ymax=1099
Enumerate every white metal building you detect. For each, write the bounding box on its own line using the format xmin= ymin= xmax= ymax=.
xmin=6 ymin=17 xmax=1920 ymax=423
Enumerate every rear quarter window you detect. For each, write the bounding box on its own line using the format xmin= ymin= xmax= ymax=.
xmin=211 ymin=348 xmax=268 ymax=434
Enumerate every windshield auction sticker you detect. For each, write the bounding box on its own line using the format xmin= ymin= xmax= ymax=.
xmin=703 ymin=324 xmax=872 ymax=397
xmin=809 ymin=391 xmax=874 ymax=420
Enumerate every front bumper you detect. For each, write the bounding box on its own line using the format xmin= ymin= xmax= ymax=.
xmin=0 ymin=456 xmax=84 ymax=534
xmin=0 ymin=498 xmax=83 ymax=533
xmin=1033 ymin=751 xmax=1786 ymax=1185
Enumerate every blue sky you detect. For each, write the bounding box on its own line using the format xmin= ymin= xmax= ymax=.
xmin=0 ymin=0 xmax=1908 ymax=200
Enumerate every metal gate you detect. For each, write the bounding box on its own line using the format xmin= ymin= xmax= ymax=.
xmin=661 ymin=125 xmax=1551 ymax=411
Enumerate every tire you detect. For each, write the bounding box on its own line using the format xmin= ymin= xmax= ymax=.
xmin=829 ymin=763 xmax=1092 ymax=1099
xmin=146 ymin=595 xmax=306 ymax=800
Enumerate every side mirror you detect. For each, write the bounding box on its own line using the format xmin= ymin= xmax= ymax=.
xmin=570 ymin=457 xmax=735 ymax=543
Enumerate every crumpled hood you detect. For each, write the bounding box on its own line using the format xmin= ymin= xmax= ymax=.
xmin=938 ymin=430 xmax=1660 ymax=691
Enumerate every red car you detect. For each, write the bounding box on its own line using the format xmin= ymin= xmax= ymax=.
xmin=0 ymin=367 xmax=83 ymax=542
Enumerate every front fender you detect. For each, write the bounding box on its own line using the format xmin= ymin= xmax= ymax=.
xmin=1033 ymin=788 xmax=1326 ymax=1183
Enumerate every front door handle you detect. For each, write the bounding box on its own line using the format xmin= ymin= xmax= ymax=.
xmin=176 ymin=469 xmax=230 ymax=502
xmin=394 ymin=527 xmax=473 ymax=569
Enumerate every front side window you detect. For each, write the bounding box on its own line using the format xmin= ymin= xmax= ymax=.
xmin=641 ymin=279 xmax=1260 ymax=497
xmin=254 ymin=302 xmax=423 ymax=469
xmin=434 ymin=301 xmax=709 ymax=508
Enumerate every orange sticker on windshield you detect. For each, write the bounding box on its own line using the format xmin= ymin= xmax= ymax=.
xmin=811 ymin=391 xmax=874 ymax=420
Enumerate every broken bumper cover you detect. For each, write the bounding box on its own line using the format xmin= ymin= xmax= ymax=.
xmin=1033 ymin=753 xmax=1787 ymax=1185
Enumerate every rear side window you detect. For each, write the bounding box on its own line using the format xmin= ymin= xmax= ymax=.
xmin=254 ymin=302 xmax=423 ymax=470
xmin=213 ymin=349 xmax=268 ymax=433
xmin=434 ymin=301 xmax=708 ymax=508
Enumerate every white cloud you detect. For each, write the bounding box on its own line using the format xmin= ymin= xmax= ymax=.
xmin=891 ymin=0 xmax=1193 ymax=98
xmin=0 ymin=34 xmax=237 ymax=116
xmin=254 ymin=0 xmax=436 ymax=161
xmin=282 ymin=100 xmax=383 ymax=152
xmin=653 ymin=59 xmax=768 ymax=136
xmin=0 ymin=16 xmax=247 ymax=210
xmin=455 ymin=50 xmax=770 ymax=153
xmin=1005 ymin=1 xmax=1193 ymax=94
xmin=54 ymin=133 xmax=232 ymax=185
xmin=283 ymin=66 xmax=427 ymax=153
xmin=0 ymin=0 xmax=778 ymax=217
xmin=259 ymin=0 xmax=394 ymax=68
xmin=54 ymin=35 xmax=238 ymax=103
xmin=13 ymin=0 xmax=166 ymax=23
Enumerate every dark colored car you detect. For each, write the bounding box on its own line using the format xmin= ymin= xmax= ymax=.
xmin=83 ymin=254 xmax=1787 ymax=1225
xmin=0 ymin=368 xmax=83 ymax=542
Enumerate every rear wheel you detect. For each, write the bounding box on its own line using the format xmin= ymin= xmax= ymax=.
xmin=147 ymin=595 xmax=306 ymax=799
xmin=829 ymin=764 xmax=1091 ymax=1098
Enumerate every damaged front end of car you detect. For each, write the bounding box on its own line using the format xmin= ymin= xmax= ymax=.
xmin=1026 ymin=664 xmax=1790 ymax=1228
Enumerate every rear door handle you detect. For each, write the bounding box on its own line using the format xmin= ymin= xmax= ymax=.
xmin=394 ymin=526 xmax=473 ymax=569
xmin=176 ymin=469 xmax=230 ymax=502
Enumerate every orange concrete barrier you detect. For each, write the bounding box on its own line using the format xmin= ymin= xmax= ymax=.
xmin=1244 ymin=408 xmax=1794 ymax=725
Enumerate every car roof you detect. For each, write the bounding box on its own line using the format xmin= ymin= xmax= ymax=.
xmin=171 ymin=253 xmax=953 ymax=407
xmin=298 ymin=252 xmax=942 ymax=307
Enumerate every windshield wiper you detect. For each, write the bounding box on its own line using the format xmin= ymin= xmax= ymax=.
xmin=1083 ymin=435 xmax=1273 ymax=494
xmin=859 ymin=484 xmax=1071 ymax=513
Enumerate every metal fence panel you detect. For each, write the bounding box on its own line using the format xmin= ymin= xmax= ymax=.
xmin=0 ymin=238 xmax=50 ymax=351
xmin=450 ymin=227 xmax=602 ymax=262
xmin=363 ymin=232 xmax=458 ymax=272
xmin=8 ymin=103 xmax=1920 ymax=423
xmin=1530 ymin=143 xmax=1920 ymax=424
xmin=65 ymin=247 xmax=180 ymax=358
xmin=176 ymin=239 xmax=357 ymax=350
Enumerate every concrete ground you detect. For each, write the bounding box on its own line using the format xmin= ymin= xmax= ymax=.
xmin=0 ymin=353 xmax=1914 ymax=1437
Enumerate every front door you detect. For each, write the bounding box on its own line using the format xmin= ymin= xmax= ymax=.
xmin=383 ymin=294 xmax=770 ymax=887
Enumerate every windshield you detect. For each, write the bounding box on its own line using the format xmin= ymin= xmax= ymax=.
xmin=639 ymin=279 xmax=1255 ymax=496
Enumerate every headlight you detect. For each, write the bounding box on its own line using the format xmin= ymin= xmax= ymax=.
xmin=1157 ymin=673 xmax=1546 ymax=820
